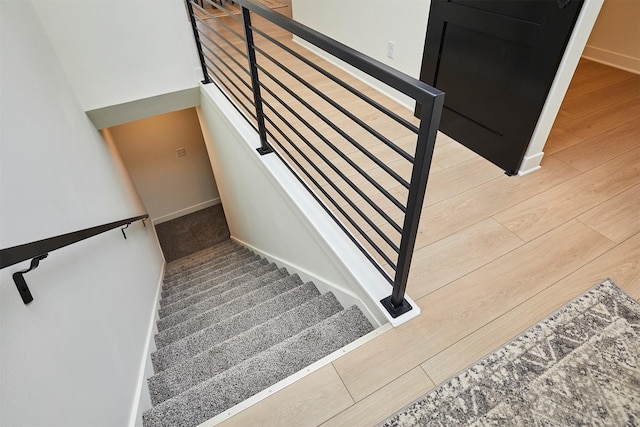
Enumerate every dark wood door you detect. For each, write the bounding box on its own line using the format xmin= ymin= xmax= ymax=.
xmin=418 ymin=0 xmax=583 ymax=174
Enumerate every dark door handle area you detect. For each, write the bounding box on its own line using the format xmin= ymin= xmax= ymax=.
xmin=558 ymin=0 xmax=571 ymax=9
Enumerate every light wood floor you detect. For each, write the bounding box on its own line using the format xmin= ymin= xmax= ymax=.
xmin=203 ymin=3 xmax=640 ymax=426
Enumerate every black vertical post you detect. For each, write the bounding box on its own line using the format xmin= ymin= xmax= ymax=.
xmin=185 ymin=0 xmax=212 ymax=84
xmin=381 ymin=93 xmax=444 ymax=318
xmin=241 ymin=6 xmax=273 ymax=155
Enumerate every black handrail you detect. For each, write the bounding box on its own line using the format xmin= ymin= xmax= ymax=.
xmin=0 ymin=214 xmax=149 ymax=304
xmin=189 ymin=0 xmax=444 ymax=318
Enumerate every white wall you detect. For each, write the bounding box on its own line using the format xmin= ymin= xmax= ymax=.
xmin=583 ymin=0 xmax=640 ymax=74
xmin=198 ymin=83 xmax=420 ymax=328
xmin=109 ymin=108 xmax=220 ymax=224
xmin=32 ymin=0 xmax=202 ymax=111
xmin=0 ymin=2 xmax=164 ymax=426
xmin=292 ymin=0 xmax=431 ymax=109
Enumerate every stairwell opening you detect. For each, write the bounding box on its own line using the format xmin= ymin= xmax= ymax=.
xmin=106 ymin=106 xmax=230 ymax=261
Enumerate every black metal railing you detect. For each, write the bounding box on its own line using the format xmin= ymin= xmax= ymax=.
xmin=188 ymin=0 xmax=443 ymax=318
xmin=0 ymin=215 xmax=148 ymax=304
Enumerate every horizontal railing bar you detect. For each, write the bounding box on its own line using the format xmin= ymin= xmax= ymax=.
xmin=195 ymin=18 xmax=247 ymax=62
xmin=203 ymin=54 xmax=254 ymax=106
xmin=0 ymin=215 xmax=148 ymax=270
xmin=200 ymin=0 xmax=244 ymax=23
xmin=265 ymin=133 xmax=395 ymax=283
xmin=259 ymin=80 xmax=405 ymax=233
xmin=260 ymin=93 xmax=403 ymax=246
xmin=192 ymin=1 xmax=244 ymax=40
xmin=262 ymin=115 xmax=399 ymax=268
xmin=202 ymin=43 xmax=252 ymax=92
xmin=255 ymin=61 xmax=410 ymax=192
xmin=204 ymin=58 xmax=259 ymax=130
xmin=248 ymin=23 xmax=419 ymax=135
xmin=257 ymin=70 xmax=406 ymax=215
xmin=252 ymin=37 xmax=414 ymax=164
xmin=253 ymin=42 xmax=415 ymax=181
xmin=198 ymin=26 xmax=249 ymax=69
xmin=233 ymin=0 xmax=443 ymax=104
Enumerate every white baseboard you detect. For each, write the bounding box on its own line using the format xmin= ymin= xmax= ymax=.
xmin=152 ymin=198 xmax=221 ymax=225
xmin=582 ymin=46 xmax=640 ymax=75
xmin=130 ymin=261 xmax=164 ymax=427
xmin=518 ymin=152 xmax=545 ymax=176
xmin=231 ymin=236 xmax=385 ymax=329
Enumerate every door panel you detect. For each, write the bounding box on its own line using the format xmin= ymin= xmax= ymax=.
xmin=419 ymin=0 xmax=584 ymax=174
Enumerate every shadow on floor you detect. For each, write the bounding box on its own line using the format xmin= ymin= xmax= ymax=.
xmin=155 ymin=204 xmax=230 ymax=262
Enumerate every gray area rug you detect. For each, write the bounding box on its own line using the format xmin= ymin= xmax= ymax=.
xmin=381 ymin=279 xmax=640 ymax=426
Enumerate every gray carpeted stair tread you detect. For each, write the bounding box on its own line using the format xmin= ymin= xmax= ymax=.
xmin=142 ymin=306 xmax=374 ymax=427
xmin=164 ymin=246 xmax=251 ymax=285
xmin=154 ymin=272 xmax=305 ymax=348
xmin=151 ymin=282 xmax=321 ymax=372
xmin=165 ymin=240 xmax=236 ymax=273
xmin=148 ymin=292 xmax=344 ymax=405
xmin=162 ymin=249 xmax=254 ymax=292
xmin=159 ymin=262 xmax=277 ymax=320
xmin=164 ymin=240 xmax=239 ymax=276
xmin=159 ymin=258 xmax=268 ymax=310
xmin=161 ymin=253 xmax=260 ymax=300
xmin=157 ymin=267 xmax=290 ymax=332
xmin=163 ymin=244 xmax=251 ymax=285
xmin=164 ymin=239 xmax=237 ymax=274
xmin=164 ymin=241 xmax=244 ymax=280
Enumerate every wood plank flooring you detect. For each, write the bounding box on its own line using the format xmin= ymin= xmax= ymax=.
xmin=205 ymin=3 xmax=640 ymax=425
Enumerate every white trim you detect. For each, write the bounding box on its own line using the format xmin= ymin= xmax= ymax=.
xmin=582 ymin=45 xmax=640 ymax=75
xmin=129 ymin=260 xmax=165 ymax=427
xmin=86 ymin=87 xmax=201 ymax=130
xmin=151 ymin=198 xmax=221 ymax=225
xmin=232 ymin=236 xmax=383 ymax=328
xmin=518 ymin=152 xmax=544 ymax=176
xmin=196 ymin=323 xmax=393 ymax=427
xmin=519 ymin=0 xmax=604 ymax=174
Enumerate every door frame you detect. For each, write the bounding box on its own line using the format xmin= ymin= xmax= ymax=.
xmin=519 ymin=0 xmax=604 ymax=175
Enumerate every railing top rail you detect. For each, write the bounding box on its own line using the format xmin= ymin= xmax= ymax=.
xmin=229 ymin=0 xmax=444 ymax=104
xmin=0 ymin=214 xmax=149 ymax=269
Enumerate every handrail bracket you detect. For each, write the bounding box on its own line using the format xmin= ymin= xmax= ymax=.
xmin=13 ymin=254 xmax=48 ymax=304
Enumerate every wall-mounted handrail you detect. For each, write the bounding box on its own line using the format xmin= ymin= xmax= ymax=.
xmin=188 ymin=0 xmax=444 ymax=319
xmin=0 ymin=214 xmax=148 ymax=304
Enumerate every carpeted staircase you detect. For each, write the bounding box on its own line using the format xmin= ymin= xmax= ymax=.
xmin=143 ymin=239 xmax=374 ymax=427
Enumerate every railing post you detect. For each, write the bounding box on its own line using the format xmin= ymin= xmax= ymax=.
xmin=381 ymin=93 xmax=444 ymax=318
xmin=185 ymin=0 xmax=213 ymax=84
xmin=241 ymin=6 xmax=273 ymax=155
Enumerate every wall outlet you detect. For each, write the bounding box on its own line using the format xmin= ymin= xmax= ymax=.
xmin=387 ymin=41 xmax=396 ymax=59
xmin=176 ymin=147 xmax=187 ymax=157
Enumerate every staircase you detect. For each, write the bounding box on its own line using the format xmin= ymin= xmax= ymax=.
xmin=142 ymin=239 xmax=374 ymax=427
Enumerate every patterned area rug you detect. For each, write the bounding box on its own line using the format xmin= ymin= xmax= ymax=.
xmin=381 ymin=279 xmax=640 ymax=426
xmin=194 ymin=0 xmax=287 ymax=20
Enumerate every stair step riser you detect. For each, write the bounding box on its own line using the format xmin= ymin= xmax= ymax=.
xmin=164 ymin=241 xmax=239 ymax=277
xmin=157 ymin=267 xmax=288 ymax=331
xmin=159 ymin=258 xmax=268 ymax=309
xmin=162 ymin=249 xmax=252 ymax=290
xmin=151 ymin=281 xmax=319 ymax=372
xmin=143 ymin=307 xmax=374 ymax=427
xmin=148 ymin=292 xmax=343 ymax=405
xmin=164 ymin=241 xmax=238 ymax=277
xmin=162 ymin=255 xmax=262 ymax=304
xmin=158 ymin=263 xmax=277 ymax=320
xmin=154 ymin=273 xmax=304 ymax=348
